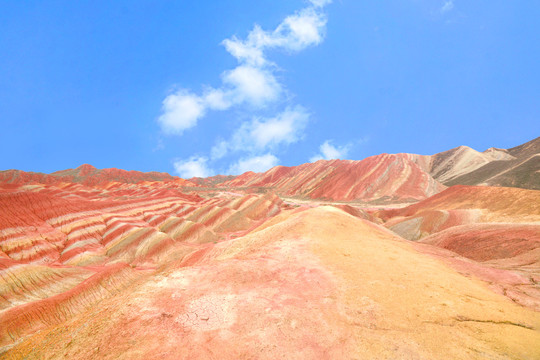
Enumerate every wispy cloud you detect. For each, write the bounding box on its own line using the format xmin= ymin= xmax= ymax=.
xmin=173 ymin=156 xmax=213 ymax=178
xmin=221 ymin=6 xmax=329 ymax=66
xmin=227 ymin=153 xmax=279 ymax=175
xmin=211 ymin=106 xmax=309 ymax=160
xmin=440 ymin=0 xmax=454 ymax=13
xmin=160 ymin=1 xmax=332 ymax=175
xmin=309 ymin=0 xmax=332 ymax=8
xmin=310 ymin=140 xmax=351 ymax=162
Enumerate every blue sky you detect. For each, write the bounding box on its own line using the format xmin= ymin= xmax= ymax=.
xmin=1 ymin=0 xmax=538 ymax=176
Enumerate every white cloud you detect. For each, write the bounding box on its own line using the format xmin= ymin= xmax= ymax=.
xmin=223 ymin=65 xmax=280 ymax=106
xmin=309 ymin=0 xmax=332 ymax=8
xmin=223 ymin=7 xmax=328 ymax=62
xmin=222 ymin=32 xmax=266 ymax=67
xmin=173 ymin=157 xmax=213 ymax=178
xmin=249 ymin=107 xmax=309 ymax=148
xmin=158 ymin=90 xmax=205 ymax=135
xmin=158 ymin=1 xmax=331 ymax=136
xmin=160 ymin=1 xmax=333 ymax=177
xmin=441 ymin=0 xmax=454 ymax=13
xmin=210 ymin=140 xmax=229 ymax=160
xmin=218 ymin=106 xmax=309 ymax=155
xmin=227 ymin=154 xmax=279 ymax=175
xmin=310 ymin=140 xmax=351 ymax=162
xmin=277 ymin=8 xmax=327 ymax=50
xmin=203 ymin=88 xmax=233 ymax=111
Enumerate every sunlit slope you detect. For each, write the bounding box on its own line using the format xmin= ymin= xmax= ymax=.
xmin=378 ymin=185 xmax=540 ymax=240
xmin=4 ymin=207 xmax=539 ymax=359
xmin=376 ymin=185 xmax=540 ymax=310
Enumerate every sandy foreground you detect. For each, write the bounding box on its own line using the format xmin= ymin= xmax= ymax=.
xmin=3 ymin=206 xmax=539 ymax=360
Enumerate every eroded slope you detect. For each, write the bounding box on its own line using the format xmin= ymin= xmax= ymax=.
xmin=3 ymin=207 xmax=539 ymax=359
xmin=377 ymin=185 xmax=540 ymax=310
xmin=0 ymin=182 xmax=284 ymax=353
xmin=221 ymin=154 xmax=446 ymax=203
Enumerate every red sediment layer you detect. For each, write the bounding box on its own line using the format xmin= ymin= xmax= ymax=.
xmin=376 ymin=185 xmax=540 ymax=221
xmin=0 ymin=263 xmax=138 ymax=347
xmin=221 ymin=155 xmax=446 ymax=202
xmin=0 ymin=164 xmax=195 ymax=187
xmin=420 ymin=223 xmax=540 ymax=262
xmin=1 ymin=152 xmax=539 ymax=357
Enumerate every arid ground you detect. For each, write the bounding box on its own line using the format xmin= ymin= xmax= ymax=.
xmin=1 ymin=137 xmax=539 ymax=359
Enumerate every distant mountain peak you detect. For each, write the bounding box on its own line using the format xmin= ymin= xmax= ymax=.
xmin=76 ymin=164 xmax=98 ymax=176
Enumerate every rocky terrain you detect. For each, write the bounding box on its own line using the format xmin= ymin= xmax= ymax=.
xmin=216 ymin=136 xmax=540 ymax=199
xmin=443 ymin=137 xmax=540 ymax=190
xmin=0 ymin=164 xmax=183 ymax=186
xmin=0 ymin=137 xmax=539 ymax=359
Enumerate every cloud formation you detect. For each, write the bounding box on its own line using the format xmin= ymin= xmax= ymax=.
xmin=158 ymin=90 xmax=205 ymax=135
xmin=222 ymin=65 xmax=280 ymax=106
xmin=173 ymin=157 xmax=213 ymax=178
xmin=158 ymin=2 xmax=330 ymax=136
xmin=310 ymin=140 xmax=351 ymax=162
xmin=227 ymin=154 xmax=279 ymax=175
xmin=211 ymin=106 xmax=309 ymax=160
xmin=221 ymin=7 xmax=328 ymax=66
xmin=161 ymin=1 xmax=332 ymax=175
xmin=309 ymin=0 xmax=332 ymax=8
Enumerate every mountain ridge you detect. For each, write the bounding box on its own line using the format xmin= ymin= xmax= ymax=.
xmin=0 ymin=163 xmax=189 ymax=187
xmin=1 ymin=136 xmax=538 ymax=201
xmin=216 ymin=136 xmax=539 ymax=200
xmin=0 ymin=137 xmax=539 ymax=358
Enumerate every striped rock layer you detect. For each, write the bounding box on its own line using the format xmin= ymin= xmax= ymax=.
xmin=0 ymin=181 xmax=283 ymax=351
xmin=218 ymin=137 xmax=539 ymax=201
xmin=0 ymin=164 xmax=193 ymax=187
xmin=221 ymin=154 xmax=446 ymax=202
xmin=2 ymin=205 xmax=539 ymax=359
xmin=375 ymin=185 xmax=540 ymax=311
xmin=0 ymin=136 xmax=539 ymax=359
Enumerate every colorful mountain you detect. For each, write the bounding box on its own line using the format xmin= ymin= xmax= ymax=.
xmin=1 ymin=136 xmax=539 ymax=359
